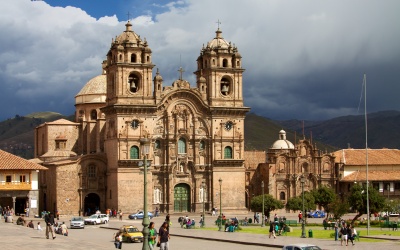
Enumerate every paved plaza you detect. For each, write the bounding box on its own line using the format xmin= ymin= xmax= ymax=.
xmin=1 ymin=213 xmax=400 ymax=250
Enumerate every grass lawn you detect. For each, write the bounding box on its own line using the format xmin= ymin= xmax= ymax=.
xmin=199 ymin=225 xmax=400 ymax=242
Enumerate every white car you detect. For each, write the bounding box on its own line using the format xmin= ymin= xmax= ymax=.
xmin=84 ymin=214 xmax=109 ymax=225
xmin=70 ymin=216 xmax=85 ymax=229
xmin=282 ymin=244 xmax=322 ymax=250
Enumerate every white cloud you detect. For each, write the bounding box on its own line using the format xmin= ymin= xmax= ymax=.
xmin=0 ymin=0 xmax=399 ymax=120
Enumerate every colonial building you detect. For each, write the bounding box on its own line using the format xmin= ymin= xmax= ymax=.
xmin=35 ymin=21 xmax=249 ymax=215
xmin=334 ymin=148 xmax=400 ymax=199
xmin=249 ymin=130 xmax=338 ymax=205
xmin=0 ymin=149 xmax=47 ymax=216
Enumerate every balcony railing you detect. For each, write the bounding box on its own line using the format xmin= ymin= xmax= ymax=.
xmin=0 ymin=182 xmax=32 ymax=190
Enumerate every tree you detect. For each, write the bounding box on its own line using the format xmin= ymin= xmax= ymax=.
xmin=285 ymin=192 xmax=315 ymax=213
xmin=326 ymin=197 xmax=349 ymax=220
xmin=250 ymin=194 xmax=284 ymax=220
xmin=312 ymin=186 xmax=336 ymax=215
xmin=348 ymin=184 xmax=386 ymax=224
xmin=286 ymin=196 xmax=302 ymax=212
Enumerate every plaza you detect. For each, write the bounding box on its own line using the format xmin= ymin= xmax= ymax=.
xmin=1 ymin=212 xmax=400 ymax=250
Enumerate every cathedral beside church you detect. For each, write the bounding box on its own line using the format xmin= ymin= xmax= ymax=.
xmin=34 ymin=21 xmax=249 ymax=215
xmin=30 ymin=22 xmax=400 ymax=216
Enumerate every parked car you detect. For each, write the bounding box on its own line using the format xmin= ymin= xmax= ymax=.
xmin=282 ymin=243 xmax=322 ymax=250
xmin=128 ymin=211 xmax=153 ymax=220
xmin=308 ymin=210 xmax=325 ymax=218
xmin=70 ymin=216 xmax=85 ymax=229
xmin=119 ymin=225 xmax=143 ymax=243
xmin=84 ymin=214 xmax=109 ymax=225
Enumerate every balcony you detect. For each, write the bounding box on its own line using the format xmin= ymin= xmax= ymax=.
xmin=0 ymin=182 xmax=32 ymax=190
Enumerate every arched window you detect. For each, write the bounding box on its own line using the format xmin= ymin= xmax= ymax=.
xmin=130 ymin=146 xmax=139 ymax=159
xmin=88 ymin=165 xmax=96 ymax=178
xmin=178 ymin=138 xmax=186 ymax=154
xmin=212 ymin=59 xmax=215 ymax=65
xmin=147 ymin=56 xmax=150 ymax=62
xmin=90 ymin=110 xmax=97 ymax=120
xmin=222 ymin=58 xmax=228 ymax=67
xmin=280 ymin=192 xmax=285 ymax=200
xmin=119 ymin=54 xmax=122 ymax=61
xmin=128 ymin=73 xmax=140 ymax=93
xmin=131 ymin=54 xmax=137 ymax=63
xmin=224 ymin=146 xmax=232 ymax=159
xmin=220 ymin=77 xmax=230 ymax=96
xmin=154 ymin=140 xmax=161 ymax=150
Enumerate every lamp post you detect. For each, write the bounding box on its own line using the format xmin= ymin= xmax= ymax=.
xmin=202 ymin=180 xmax=206 ymax=228
xmin=261 ymin=181 xmax=265 ymax=227
xmin=140 ymin=138 xmax=150 ymax=250
xmin=218 ymin=178 xmax=223 ymax=231
xmin=388 ymin=184 xmax=390 ymax=200
xmin=300 ymin=175 xmax=306 ymax=238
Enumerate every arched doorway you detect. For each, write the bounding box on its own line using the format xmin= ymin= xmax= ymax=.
xmin=84 ymin=193 xmax=100 ymax=216
xmin=174 ymin=183 xmax=190 ymax=212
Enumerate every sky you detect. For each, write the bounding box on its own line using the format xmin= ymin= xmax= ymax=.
xmin=0 ymin=0 xmax=399 ymax=121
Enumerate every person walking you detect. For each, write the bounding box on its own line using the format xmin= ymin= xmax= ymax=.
xmin=340 ymin=223 xmax=349 ymax=246
xmin=269 ymin=222 xmax=276 ymax=239
xmin=149 ymin=222 xmax=157 ymax=250
xmin=158 ymin=221 xmax=170 ymax=250
xmin=298 ymin=211 xmax=303 ymax=223
xmin=348 ymin=224 xmax=357 ymax=246
xmin=44 ymin=212 xmax=56 ymax=239
xmin=114 ymin=232 xmax=122 ymax=249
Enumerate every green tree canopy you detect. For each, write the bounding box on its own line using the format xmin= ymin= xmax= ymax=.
xmin=285 ymin=191 xmax=315 ymax=212
xmin=348 ymin=184 xmax=386 ymax=223
xmin=326 ymin=197 xmax=349 ymax=220
xmin=250 ymin=194 xmax=284 ymax=218
xmin=312 ymin=186 xmax=336 ymax=213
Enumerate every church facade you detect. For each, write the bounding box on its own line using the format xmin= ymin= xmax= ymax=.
xmin=248 ymin=130 xmax=338 ymax=207
xmin=35 ymin=21 xmax=249 ymax=215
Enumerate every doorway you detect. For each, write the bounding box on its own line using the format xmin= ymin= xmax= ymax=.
xmin=174 ymin=183 xmax=190 ymax=212
xmin=84 ymin=193 xmax=100 ymax=215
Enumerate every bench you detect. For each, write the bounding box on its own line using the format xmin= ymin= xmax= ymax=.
xmin=323 ymin=221 xmax=335 ymax=230
xmin=215 ymin=219 xmax=228 ymax=226
xmin=285 ymin=220 xmax=298 ymax=226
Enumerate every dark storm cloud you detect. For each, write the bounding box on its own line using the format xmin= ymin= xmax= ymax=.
xmin=0 ymin=0 xmax=399 ymax=121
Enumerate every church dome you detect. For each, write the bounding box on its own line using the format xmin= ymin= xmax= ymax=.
xmin=75 ymin=74 xmax=106 ymax=104
xmin=270 ymin=130 xmax=294 ymax=149
xmin=114 ymin=21 xmax=142 ymax=46
xmin=207 ymin=29 xmax=230 ymax=49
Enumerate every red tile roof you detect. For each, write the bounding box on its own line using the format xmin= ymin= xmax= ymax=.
xmin=0 ymin=150 xmax=48 ymax=170
xmin=341 ymin=170 xmax=400 ymax=182
xmin=333 ymin=149 xmax=400 ymax=165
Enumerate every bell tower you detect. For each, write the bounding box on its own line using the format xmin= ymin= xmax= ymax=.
xmin=194 ymin=27 xmax=244 ymax=107
xmin=105 ymin=21 xmax=155 ymax=106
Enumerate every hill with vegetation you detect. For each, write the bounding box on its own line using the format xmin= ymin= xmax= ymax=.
xmin=1 ymin=110 xmax=398 ymax=159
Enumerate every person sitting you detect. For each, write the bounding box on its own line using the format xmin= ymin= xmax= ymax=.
xmin=186 ymin=219 xmax=191 ymax=229
xmin=16 ymin=216 xmax=25 ymax=226
xmin=27 ymin=220 xmax=34 ymax=228
xmin=243 ymin=217 xmax=248 ymax=226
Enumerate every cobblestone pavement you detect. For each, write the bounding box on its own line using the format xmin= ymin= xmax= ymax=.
xmin=1 ymin=213 xmax=400 ymax=250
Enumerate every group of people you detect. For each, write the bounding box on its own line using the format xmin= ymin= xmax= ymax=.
xmin=338 ymin=222 xmax=357 ymax=246
xmin=114 ymin=214 xmax=171 ymax=250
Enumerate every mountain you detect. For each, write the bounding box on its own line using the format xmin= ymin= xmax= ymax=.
xmin=1 ymin=110 xmax=398 ymax=159
xmin=0 ymin=112 xmax=74 ymax=159
xmin=276 ymin=110 xmax=400 ymax=149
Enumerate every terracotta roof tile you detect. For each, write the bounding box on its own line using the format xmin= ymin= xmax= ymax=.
xmin=0 ymin=150 xmax=48 ymax=170
xmin=342 ymin=170 xmax=400 ymax=182
xmin=333 ymin=149 xmax=400 ymax=165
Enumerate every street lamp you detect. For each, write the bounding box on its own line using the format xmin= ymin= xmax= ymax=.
xmin=300 ymin=175 xmax=306 ymax=238
xmin=140 ymin=138 xmax=151 ymax=250
xmin=218 ymin=178 xmax=223 ymax=231
xmin=202 ymin=180 xmax=206 ymax=227
xmin=261 ymin=181 xmax=265 ymax=227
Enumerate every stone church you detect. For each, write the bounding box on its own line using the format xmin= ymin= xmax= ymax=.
xmin=247 ymin=130 xmax=338 ymax=207
xmin=34 ymin=21 xmax=249 ymax=215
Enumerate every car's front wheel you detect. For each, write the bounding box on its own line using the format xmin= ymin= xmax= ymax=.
xmin=93 ymin=221 xmax=97 ymax=225
xmin=127 ymin=238 xmax=132 ymax=243
xmin=133 ymin=216 xmax=137 ymax=220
